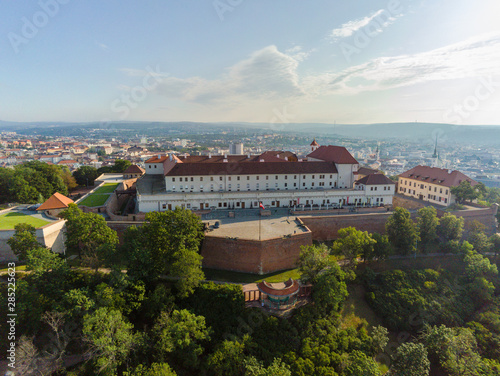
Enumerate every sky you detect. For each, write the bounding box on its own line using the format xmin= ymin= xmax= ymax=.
xmin=1 ymin=0 xmax=500 ymax=125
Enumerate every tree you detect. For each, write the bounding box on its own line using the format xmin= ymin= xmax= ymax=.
xmin=390 ymin=342 xmax=430 ymax=376
xmin=7 ymin=223 xmax=41 ymax=261
xmin=372 ymin=325 xmax=389 ymax=354
xmin=416 ymin=207 xmax=439 ymax=252
xmin=451 ymin=181 xmax=481 ymax=204
xmin=489 ymin=233 xmax=500 ymax=257
xmin=437 ymin=213 xmax=464 ymax=242
xmin=344 ymin=350 xmax=381 ymax=376
xmin=467 ymin=220 xmax=490 ymax=254
xmin=134 ymin=209 xmax=205 ymax=297
xmin=207 ymin=339 xmax=247 ymax=376
xmin=60 ymin=166 xmax=78 ymax=191
xmin=125 ymin=363 xmax=177 ymax=376
xmin=371 ymin=232 xmax=392 ymax=260
xmin=244 ymin=357 xmax=291 ymax=376
xmin=331 ymin=227 xmax=376 ymax=266
xmin=152 ymin=309 xmax=211 ymax=369
xmin=312 ymin=264 xmax=350 ymax=314
xmin=113 ymin=159 xmax=132 ymax=173
xmin=296 ymin=244 xmax=335 ymax=284
xmin=59 ymin=204 xmax=119 ymax=271
xmin=463 ymin=251 xmax=498 ymax=282
xmin=26 ymin=247 xmax=67 ymax=276
xmin=73 ymin=166 xmax=99 ymax=186
xmin=83 ymin=307 xmax=135 ymax=376
xmin=385 ymin=208 xmax=419 ymax=255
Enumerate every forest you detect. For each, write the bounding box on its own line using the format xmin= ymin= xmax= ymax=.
xmin=1 ymin=203 xmax=500 ymax=375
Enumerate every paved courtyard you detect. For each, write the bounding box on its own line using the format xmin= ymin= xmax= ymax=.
xmin=206 ymin=215 xmax=308 ymax=240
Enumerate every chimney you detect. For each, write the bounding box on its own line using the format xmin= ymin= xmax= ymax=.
xmin=247 ymin=154 xmax=251 ymax=159
xmin=158 ymin=154 xmax=161 ymax=159
xmin=285 ymin=156 xmax=288 ymax=161
xmin=208 ymin=153 xmax=211 ymax=159
xmin=169 ymin=154 xmax=172 ymax=161
xmin=224 ymin=153 xmax=227 ymax=159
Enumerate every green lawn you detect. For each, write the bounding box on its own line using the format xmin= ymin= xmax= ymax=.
xmin=0 ymin=212 xmax=50 ymax=230
xmin=78 ymin=194 xmax=110 ymax=207
xmin=93 ymin=183 xmax=119 ymax=194
xmin=203 ymin=267 xmax=301 ymax=284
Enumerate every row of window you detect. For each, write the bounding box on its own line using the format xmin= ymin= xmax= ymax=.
xmin=399 ymin=187 xmax=448 ymax=204
xmin=171 ymin=181 xmax=337 ymax=192
xmin=161 ymin=197 xmax=384 ymax=210
xmin=400 ymin=179 xmax=449 ymax=194
xmin=172 ymin=174 xmax=335 ymax=182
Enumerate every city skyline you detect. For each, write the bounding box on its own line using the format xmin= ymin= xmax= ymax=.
xmin=2 ymin=0 xmax=500 ymax=125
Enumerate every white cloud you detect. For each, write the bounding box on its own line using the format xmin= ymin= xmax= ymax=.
xmin=285 ymin=46 xmax=314 ymax=62
xmin=96 ymin=42 xmax=109 ymax=51
xmin=314 ymin=32 xmax=500 ymax=95
xmin=152 ymin=45 xmax=305 ymax=104
xmin=330 ymin=9 xmax=398 ymax=41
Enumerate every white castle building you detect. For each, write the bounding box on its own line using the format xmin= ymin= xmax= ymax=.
xmin=136 ymin=141 xmax=395 ymax=212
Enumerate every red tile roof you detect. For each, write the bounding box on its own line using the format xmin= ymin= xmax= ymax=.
xmin=257 ymin=279 xmax=300 ymax=296
xmin=307 ymin=145 xmax=358 ymax=164
xmin=398 ymin=166 xmax=478 ymax=188
xmin=37 ymin=192 xmax=74 ymax=211
xmin=356 ymin=173 xmax=395 ymax=185
xmin=166 ymin=161 xmax=338 ymax=176
xmin=358 ymin=166 xmax=380 ymax=176
xmin=123 ymin=164 xmax=145 ymax=174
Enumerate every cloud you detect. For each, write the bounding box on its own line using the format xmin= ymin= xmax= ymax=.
xmin=96 ymin=42 xmax=109 ymax=51
xmin=330 ymin=9 xmax=399 ymax=41
xmin=152 ymin=45 xmax=305 ymax=104
xmin=285 ymin=46 xmax=314 ymax=62
xmin=314 ymin=32 xmax=500 ymax=95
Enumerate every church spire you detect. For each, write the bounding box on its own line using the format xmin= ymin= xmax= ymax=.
xmin=432 ymin=135 xmax=438 ymax=159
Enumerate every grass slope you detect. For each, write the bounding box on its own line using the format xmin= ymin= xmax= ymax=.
xmin=0 ymin=212 xmax=50 ymax=230
xmin=78 ymin=194 xmax=110 ymax=207
xmin=93 ymin=183 xmax=119 ymax=194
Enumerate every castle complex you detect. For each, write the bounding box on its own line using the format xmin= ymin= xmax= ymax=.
xmin=136 ymin=141 xmax=396 ymax=212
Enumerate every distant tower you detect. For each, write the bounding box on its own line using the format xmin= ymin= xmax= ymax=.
xmin=310 ymin=138 xmax=319 ymax=152
xmin=229 ymin=143 xmax=244 ymax=155
xmin=376 ymin=143 xmax=380 ymax=161
xmin=432 ymin=135 xmax=439 ymax=167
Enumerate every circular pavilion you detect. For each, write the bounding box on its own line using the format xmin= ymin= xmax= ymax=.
xmin=257 ymin=278 xmax=300 ymax=310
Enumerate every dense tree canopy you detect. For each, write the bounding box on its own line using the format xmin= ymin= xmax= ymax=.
xmin=385 ymin=207 xmax=419 ymax=255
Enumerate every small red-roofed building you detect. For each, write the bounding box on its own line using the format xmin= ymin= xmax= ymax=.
xmin=398 ymin=165 xmax=478 ymax=206
xmin=355 ymin=173 xmax=396 ymax=206
xmin=37 ymin=192 xmax=74 ymax=217
xmin=123 ymin=164 xmax=145 ymax=179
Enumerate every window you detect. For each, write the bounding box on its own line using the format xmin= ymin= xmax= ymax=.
xmin=187 ymin=203 xmax=191 ymax=208
xmin=303 ymin=182 xmax=306 ymax=187
xmin=380 ymin=198 xmax=384 ymax=202
xmin=219 ymin=184 xmax=223 ymax=190
xmin=247 ymin=184 xmax=250 ymax=190
xmin=330 ymin=175 xmax=333 ymax=178
xmin=256 ymin=183 xmax=259 ymax=190
xmin=294 ymin=175 xmax=297 ymax=179
xmin=266 ymin=176 xmax=269 ymax=180
xmin=218 ymin=203 xmax=222 ymax=208
xmin=247 ymin=176 xmax=250 ymax=180
xmin=440 ymin=188 xmax=442 ymax=193
xmin=162 ymin=204 xmax=167 ymax=209
xmin=285 ymin=175 xmax=288 ymax=180
xmin=219 ymin=176 xmax=223 ymax=181
xmin=312 ymin=182 xmax=315 ymax=186
xmin=275 ymin=175 xmax=278 ymax=180
xmin=312 ymin=175 xmax=315 ymax=179
xmin=210 ymin=177 xmax=214 ymax=181
xmin=180 ymin=178 xmax=183 ymax=182
xmin=190 ymin=185 xmax=194 ymax=190
xmin=210 ymin=184 xmax=214 ymax=191
xmin=154 ymin=165 xmax=157 ymax=168
xmin=256 ymin=176 xmax=259 ymax=180
xmin=303 ymin=175 xmax=306 ymax=179
xmin=285 ymin=183 xmax=288 ymax=187
xmin=228 ymin=177 xmax=231 ymax=181
xmin=294 ymin=183 xmax=297 ymax=187
xmin=200 ymin=177 xmax=203 ymax=181
xmin=237 ymin=184 xmax=240 ymax=189
xmin=172 ymin=178 xmax=175 ymax=182
xmin=237 ymin=176 xmax=240 ymax=181
xmin=190 ymin=177 xmax=194 ymax=182
xmin=370 ymin=187 xmax=374 ymax=191
xmin=228 ymin=184 xmax=231 ymax=190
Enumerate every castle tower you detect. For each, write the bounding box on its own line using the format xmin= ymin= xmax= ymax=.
xmin=432 ymin=135 xmax=439 ymax=167
xmin=310 ymin=138 xmax=319 ymax=152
